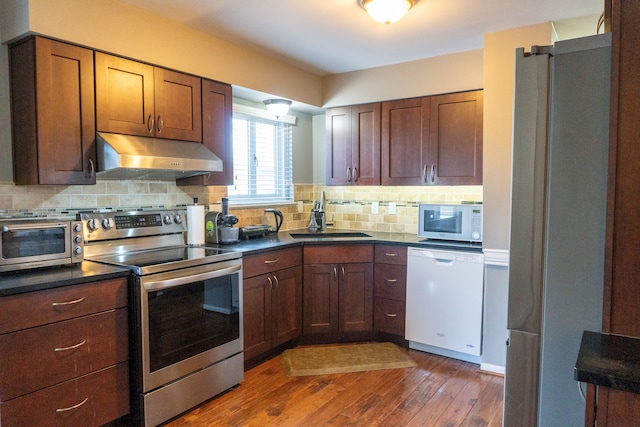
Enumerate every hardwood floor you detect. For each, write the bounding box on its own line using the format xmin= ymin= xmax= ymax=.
xmin=165 ymin=348 xmax=504 ymax=426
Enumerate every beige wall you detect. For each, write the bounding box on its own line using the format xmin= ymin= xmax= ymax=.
xmin=0 ymin=0 xmax=323 ymax=107
xmin=483 ymin=23 xmax=553 ymax=251
xmin=323 ymin=49 xmax=484 ymax=107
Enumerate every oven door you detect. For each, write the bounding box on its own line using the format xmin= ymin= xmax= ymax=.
xmin=139 ymin=258 xmax=243 ymax=393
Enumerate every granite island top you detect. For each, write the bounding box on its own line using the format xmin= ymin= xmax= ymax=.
xmin=575 ymin=330 xmax=640 ymax=394
xmin=0 ymin=228 xmax=483 ymax=297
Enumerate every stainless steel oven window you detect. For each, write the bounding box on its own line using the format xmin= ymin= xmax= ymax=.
xmin=147 ymin=274 xmax=240 ymax=371
xmin=139 ymin=259 xmax=243 ymax=392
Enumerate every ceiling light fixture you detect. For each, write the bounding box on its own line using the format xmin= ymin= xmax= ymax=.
xmin=359 ymin=0 xmax=415 ymax=25
xmin=263 ymin=99 xmax=292 ymax=117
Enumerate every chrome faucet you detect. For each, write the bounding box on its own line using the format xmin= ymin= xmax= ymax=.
xmin=308 ymin=191 xmax=327 ymax=232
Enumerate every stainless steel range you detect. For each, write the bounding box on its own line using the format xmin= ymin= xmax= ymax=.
xmin=80 ymin=209 xmax=243 ymax=427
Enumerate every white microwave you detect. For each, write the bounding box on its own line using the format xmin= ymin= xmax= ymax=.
xmin=418 ymin=203 xmax=483 ymax=243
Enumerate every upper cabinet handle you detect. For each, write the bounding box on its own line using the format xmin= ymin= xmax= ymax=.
xmin=347 ymin=167 xmax=352 ymax=183
xmin=430 ymin=164 xmax=435 ymax=183
xmin=423 ymin=164 xmax=428 ymax=183
xmin=353 ymin=167 xmax=358 ymax=183
xmin=88 ymin=159 xmax=95 ymax=178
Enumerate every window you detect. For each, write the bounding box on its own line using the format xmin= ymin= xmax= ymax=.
xmin=228 ymin=113 xmax=293 ymax=203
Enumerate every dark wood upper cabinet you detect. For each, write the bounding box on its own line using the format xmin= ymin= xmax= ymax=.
xmin=177 ymin=79 xmax=233 ymax=186
xmin=380 ymin=90 xmax=483 ymax=186
xmin=326 ymin=103 xmax=381 ymax=185
xmin=95 ymin=52 xmax=202 ymax=142
xmin=381 ymin=97 xmax=430 ymax=185
xmin=429 ymin=90 xmax=483 ymax=185
xmin=10 ymin=37 xmax=96 ymax=185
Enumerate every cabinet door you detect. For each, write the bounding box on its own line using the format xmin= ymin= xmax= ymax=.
xmin=303 ymin=264 xmax=339 ymax=334
xmin=154 ymin=67 xmax=202 ymax=141
xmin=326 ymin=106 xmax=352 ymax=185
xmin=381 ymin=97 xmax=430 ymax=185
xmin=95 ymin=52 xmax=155 ymax=137
xmin=202 ymin=80 xmax=233 ymax=184
xmin=351 ymin=103 xmax=381 ymax=185
xmin=10 ymin=37 xmax=96 ymax=185
xmin=271 ymin=266 xmax=303 ymax=347
xmin=339 ymin=263 xmax=374 ymax=332
xmin=177 ymin=79 xmax=232 ymax=186
xmin=429 ymin=90 xmax=483 ymax=185
xmin=243 ymin=274 xmax=272 ymax=361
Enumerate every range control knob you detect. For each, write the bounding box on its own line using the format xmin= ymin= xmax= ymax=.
xmin=73 ymin=223 xmax=83 ymax=233
xmin=163 ymin=215 xmax=172 ymax=225
xmin=87 ymin=219 xmax=99 ymax=232
xmin=174 ymin=213 xmax=183 ymax=224
xmin=73 ymin=235 xmax=83 ymax=244
xmin=101 ymin=218 xmax=113 ymax=230
xmin=74 ymin=247 xmax=83 ymax=255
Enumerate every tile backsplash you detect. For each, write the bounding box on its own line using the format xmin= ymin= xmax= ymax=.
xmin=0 ymin=181 xmax=482 ymax=235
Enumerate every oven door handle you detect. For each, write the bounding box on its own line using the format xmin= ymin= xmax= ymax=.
xmin=143 ymin=264 xmax=242 ymax=292
xmin=2 ymin=223 xmax=68 ymax=232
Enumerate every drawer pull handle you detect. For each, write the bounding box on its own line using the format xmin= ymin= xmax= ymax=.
xmin=51 ymin=297 xmax=85 ymax=307
xmin=56 ymin=397 xmax=88 ymax=413
xmin=385 ymin=253 xmax=398 ymax=257
xmin=385 ymin=313 xmax=398 ymax=318
xmin=264 ymin=259 xmax=279 ymax=264
xmin=54 ymin=340 xmax=87 ymax=352
xmin=384 ymin=278 xmax=397 ymax=283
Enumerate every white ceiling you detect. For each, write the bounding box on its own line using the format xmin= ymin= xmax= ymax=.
xmin=119 ymin=0 xmax=604 ymax=112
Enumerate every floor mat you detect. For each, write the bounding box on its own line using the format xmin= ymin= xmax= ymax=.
xmin=281 ymin=342 xmax=416 ymax=376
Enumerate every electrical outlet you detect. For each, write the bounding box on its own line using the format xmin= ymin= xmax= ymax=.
xmin=297 ymin=201 xmax=304 ymax=213
xmin=371 ymin=201 xmax=379 ymax=214
xmin=388 ymin=202 xmax=396 ymax=215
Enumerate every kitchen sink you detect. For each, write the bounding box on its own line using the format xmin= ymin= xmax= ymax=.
xmin=289 ymin=232 xmax=372 ymax=238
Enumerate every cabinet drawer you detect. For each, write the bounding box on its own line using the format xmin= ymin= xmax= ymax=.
xmin=304 ymin=244 xmax=373 ymax=264
xmin=375 ymin=244 xmax=407 ymax=265
xmin=374 ymin=298 xmax=406 ymax=336
xmin=1 ymin=362 xmax=129 ymax=427
xmin=0 ymin=308 xmax=128 ymax=401
xmin=374 ymin=264 xmax=407 ymax=301
xmin=243 ymin=247 xmax=302 ymax=278
xmin=0 ymin=277 xmax=128 ymax=334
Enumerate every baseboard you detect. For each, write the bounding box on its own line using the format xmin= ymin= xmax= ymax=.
xmin=480 ymin=362 xmax=505 ymax=376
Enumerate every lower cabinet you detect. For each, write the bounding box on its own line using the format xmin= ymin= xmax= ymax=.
xmin=303 ymin=245 xmax=374 ymax=337
xmin=373 ymin=244 xmax=407 ymax=337
xmin=243 ymin=247 xmax=303 ymax=362
xmin=0 ymin=277 xmax=129 ymax=426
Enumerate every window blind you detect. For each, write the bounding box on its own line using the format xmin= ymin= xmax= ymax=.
xmin=228 ymin=113 xmax=293 ymax=203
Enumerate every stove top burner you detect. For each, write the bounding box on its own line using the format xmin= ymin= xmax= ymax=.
xmin=80 ymin=210 xmax=241 ymax=275
xmin=88 ymin=245 xmax=241 ymax=275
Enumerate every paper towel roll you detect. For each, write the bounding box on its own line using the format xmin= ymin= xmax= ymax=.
xmin=187 ymin=205 xmax=205 ymax=245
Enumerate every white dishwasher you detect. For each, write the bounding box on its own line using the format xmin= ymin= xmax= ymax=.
xmin=405 ymin=246 xmax=484 ymax=362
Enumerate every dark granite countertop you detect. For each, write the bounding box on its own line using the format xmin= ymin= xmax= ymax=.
xmin=220 ymin=228 xmax=484 ymax=255
xmin=575 ymin=330 xmax=640 ymax=394
xmin=0 ymin=261 xmax=130 ymax=297
xmin=0 ymin=229 xmax=482 ymax=298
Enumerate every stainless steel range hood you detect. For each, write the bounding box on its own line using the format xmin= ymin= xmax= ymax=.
xmin=96 ymin=132 xmax=223 ymax=180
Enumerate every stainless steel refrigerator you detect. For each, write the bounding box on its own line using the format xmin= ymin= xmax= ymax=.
xmin=504 ymin=34 xmax=611 ymax=426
